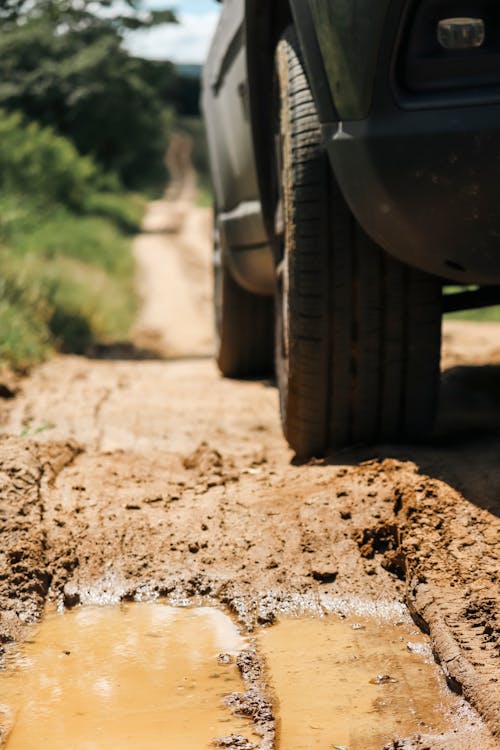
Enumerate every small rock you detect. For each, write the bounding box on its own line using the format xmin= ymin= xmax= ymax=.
xmin=212 ymin=736 xmax=257 ymax=749
xmin=370 ymin=674 xmax=398 ymax=685
xmin=0 ymin=383 xmax=17 ymax=399
xmin=312 ymin=570 xmax=338 ymax=584
xmin=217 ymin=653 xmax=233 ymax=665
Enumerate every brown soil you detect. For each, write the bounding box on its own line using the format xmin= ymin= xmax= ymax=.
xmin=0 ymin=185 xmax=498 ymax=749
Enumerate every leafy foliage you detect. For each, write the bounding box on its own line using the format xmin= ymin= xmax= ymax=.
xmin=0 ymin=0 xmax=178 ymax=189
xmin=137 ymin=59 xmax=202 ymax=118
xmin=0 ymin=0 xmax=209 ymax=368
xmin=0 ymin=110 xmax=97 ymax=209
xmin=0 ymin=1 xmax=177 ymax=31
xmin=0 ymin=109 xmax=140 ymax=368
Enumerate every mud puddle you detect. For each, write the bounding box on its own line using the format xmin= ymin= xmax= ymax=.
xmin=259 ymin=613 xmax=472 ymax=750
xmin=0 ymin=604 xmax=257 ymax=749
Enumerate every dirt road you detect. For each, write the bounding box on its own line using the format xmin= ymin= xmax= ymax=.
xmin=0 ymin=185 xmax=499 ymax=749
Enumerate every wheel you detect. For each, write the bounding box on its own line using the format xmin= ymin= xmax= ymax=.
xmin=214 ymin=221 xmax=274 ymax=378
xmin=274 ymin=27 xmax=442 ymax=457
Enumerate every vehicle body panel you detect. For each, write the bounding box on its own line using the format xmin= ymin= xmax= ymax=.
xmin=319 ymin=0 xmax=500 ymax=283
xmin=204 ymin=0 xmax=500 ymax=289
xmin=202 ymin=0 xmax=254 ymax=212
xmin=202 ymin=0 xmax=273 ymax=296
xmin=308 ymin=0 xmax=392 ymax=119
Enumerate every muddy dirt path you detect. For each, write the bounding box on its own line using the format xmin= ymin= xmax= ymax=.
xmin=0 ymin=188 xmax=499 ymax=749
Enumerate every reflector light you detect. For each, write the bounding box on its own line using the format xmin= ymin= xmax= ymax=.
xmin=437 ymin=17 xmax=485 ymax=50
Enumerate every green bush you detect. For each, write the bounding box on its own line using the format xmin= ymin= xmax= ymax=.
xmin=0 ymin=109 xmax=146 ymax=226
xmin=83 ymin=191 xmax=144 ymax=234
xmin=0 ymin=8 xmax=173 ymax=191
xmin=0 ymin=218 xmax=137 ymax=368
xmin=0 ymin=110 xmax=97 ymax=209
xmin=0 ymin=255 xmax=51 ymax=368
xmin=0 ymin=198 xmax=137 ymax=276
xmin=444 ymin=286 xmax=500 ymax=322
xmin=0 ymin=111 xmax=141 ymax=369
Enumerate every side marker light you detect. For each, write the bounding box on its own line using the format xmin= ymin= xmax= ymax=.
xmin=437 ymin=17 xmax=485 ymax=50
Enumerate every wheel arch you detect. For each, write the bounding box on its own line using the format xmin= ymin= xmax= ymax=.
xmin=245 ymin=0 xmax=337 ymax=244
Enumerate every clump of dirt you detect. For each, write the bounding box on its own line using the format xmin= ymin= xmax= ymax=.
xmin=354 ymin=519 xmax=405 ymax=578
xmin=220 ymin=648 xmax=274 ymax=750
xmin=0 ymin=369 xmax=20 ymax=400
xmin=348 ymin=458 xmax=499 ymax=739
xmin=212 ymin=737 xmax=257 ymax=749
xmin=382 ymin=730 xmax=488 ymax=750
xmin=397 ymin=477 xmax=500 ymax=737
xmin=182 ymin=441 xmax=239 ymax=489
xmin=0 ymin=438 xmax=79 ymax=647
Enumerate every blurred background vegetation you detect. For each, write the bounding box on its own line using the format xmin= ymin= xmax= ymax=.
xmin=0 ymin=0 xmax=210 ymax=369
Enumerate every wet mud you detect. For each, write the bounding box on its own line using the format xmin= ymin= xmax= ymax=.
xmin=1 ymin=604 xmax=258 ymax=749
xmin=259 ymin=614 xmax=482 ymax=750
xmin=0 ymin=188 xmax=498 ymax=749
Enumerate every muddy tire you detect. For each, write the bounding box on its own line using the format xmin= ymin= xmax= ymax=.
xmin=274 ymin=27 xmax=442 ymax=457
xmin=214 ymin=224 xmax=274 ymax=378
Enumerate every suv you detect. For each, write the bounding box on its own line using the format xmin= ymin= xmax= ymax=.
xmin=202 ymin=0 xmax=500 ymax=457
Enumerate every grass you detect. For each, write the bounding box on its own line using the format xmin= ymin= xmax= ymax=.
xmin=196 ymin=181 xmax=213 ymax=209
xmin=444 ymin=286 xmax=500 ymax=322
xmin=0 ymin=110 xmax=145 ymax=370
xmin=0 ymin=192 xmax=142 ymax=369
xmin=446 ymin=308 xmax=500 ymax=322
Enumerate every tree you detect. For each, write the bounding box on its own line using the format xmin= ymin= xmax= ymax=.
xmin=0 ymin=0 xmax=178 ymax=189
xmin=136 ymin=59 xmax=202 ymax=117
xmin=0 ymin=1 xmax=177 ymax=30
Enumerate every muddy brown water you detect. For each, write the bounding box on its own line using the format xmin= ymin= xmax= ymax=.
xmin=0 ymin=603 xmax=472 ymax=750
xmin=259 ymin=614 xmax=469 ymax=750
xmin=0 ymin=604 xmax=256 ymax=749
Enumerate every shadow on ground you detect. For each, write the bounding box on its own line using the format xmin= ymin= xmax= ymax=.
xmin=86 ymin=341 xmax=213 ymax=363
xmin=297 ymin=364 xmax=500 ymax=519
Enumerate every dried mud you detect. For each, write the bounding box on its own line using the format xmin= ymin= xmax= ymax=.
xmin=0 ymin=185 xmax=498 ymax=749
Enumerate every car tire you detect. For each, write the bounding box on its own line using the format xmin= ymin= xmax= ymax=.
xmin=214 ymin=222 xmax=274 ymax=378
xmin=274 ymin=26 xmax=442 ymax=457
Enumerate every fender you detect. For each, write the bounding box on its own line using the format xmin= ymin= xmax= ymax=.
xmin=288 ymin=1 xmax=337 ymax=124
xmin=245 ymin=0 xmax=335 ymax=246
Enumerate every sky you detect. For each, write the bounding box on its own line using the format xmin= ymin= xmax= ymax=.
xmin=126 ymin=1 xmax=221 ymax=65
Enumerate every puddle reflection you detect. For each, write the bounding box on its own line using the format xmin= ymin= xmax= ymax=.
xmin=0 ymin=604 xmax=255 ymax=750
xmin=259 ymin=615 xmax=471 ymax=750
